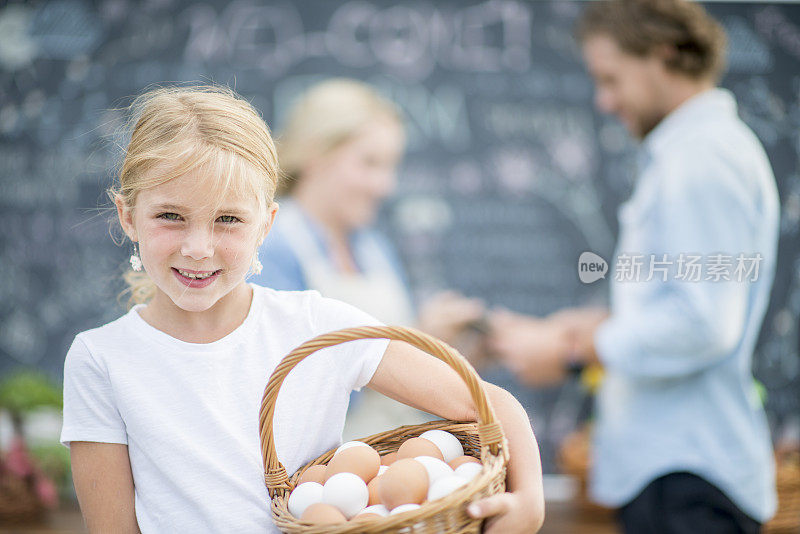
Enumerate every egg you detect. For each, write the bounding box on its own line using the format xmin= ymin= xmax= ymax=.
xmin=300 ymin=502 xmax=347 ymax=525
xmin=378 ymin=458 xmax=429 ymax=510
xmin=414 ymin=456 xmax=454 ymax=485
xmin=322 ymin=472 xmax=368 ymax=519
xmin=297 ymin=465 xmax=327 ymax=485
xmin=378 ymin=465 xmax=389 ymax=476
xmin=381 ymin=451 xmax=398 ymax=466
xmin=397 ymin=437 xmax=443 ymax=461
xmin=454 ymin=462 xmax=482 ymax=481
xmin=353 ymin=512 xmax=383 ymax=521
xmin=390 ymin=503 xmax=421 ymax=515
xmin=335 ymin=441 xmax=371 ymax=456
xmin=357 ymin=504 xmax=389 ymax=517
xmin=367 ymin=476 xmax=382 ymax=506
xmin=419 ymin=430 xmax=464 ymax=463
xmin=427 ymin=475 xmax=467 ymax=501
xmin=287 ymin=482 xmax=324 ymax=518
xmin=325 ymin=444 xmax=380 ymax=483
xmin=448 ymin=455 xmax=481 ymax=470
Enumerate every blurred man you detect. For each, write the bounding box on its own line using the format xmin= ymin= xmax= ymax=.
xmin=489 ymin=0 xmax=779 ymax=532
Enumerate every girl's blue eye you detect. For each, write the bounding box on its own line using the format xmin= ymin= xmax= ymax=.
xmin=158 ymin=212 xmax=181 ymax=221
xmin=217 ymin=215 xmax=240 ymax=223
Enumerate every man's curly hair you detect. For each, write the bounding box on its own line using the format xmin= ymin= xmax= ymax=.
xmin=577 ymin=0 xmax=728 ymax=81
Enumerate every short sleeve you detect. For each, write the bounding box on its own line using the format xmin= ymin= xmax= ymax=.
xmin=60 ymin=336 xmax=128 ymax=449
xmin=309 ymin=293 xmax=390 ymax=392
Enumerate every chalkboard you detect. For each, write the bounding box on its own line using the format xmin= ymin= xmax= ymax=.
xmin=1 ymin=0 xmax=798 ymax=472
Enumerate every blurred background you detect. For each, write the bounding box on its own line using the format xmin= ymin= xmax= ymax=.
xmin=0 ymin=0 xmax=798 ymax=532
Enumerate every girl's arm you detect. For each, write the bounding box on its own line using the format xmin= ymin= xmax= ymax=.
xmin=366 ymin=340 xmax=545 ymax=533
xmin=70 ymin=442 xmax=141 ymax=534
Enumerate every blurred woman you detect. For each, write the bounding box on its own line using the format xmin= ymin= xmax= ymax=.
xmin=253 ymin=79 xmax=482 ymax=340
xmin=251 ymin=79 xmax=484 ymax=436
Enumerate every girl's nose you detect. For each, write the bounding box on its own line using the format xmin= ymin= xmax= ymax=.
xmin=181 ymin=226 xmax=214 ymax=260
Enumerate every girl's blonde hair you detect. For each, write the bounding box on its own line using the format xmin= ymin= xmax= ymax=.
xmin=109 ymin=85 xmax=280 ymax=307
xmin=278 ymin=78 xmax=402 ymax=194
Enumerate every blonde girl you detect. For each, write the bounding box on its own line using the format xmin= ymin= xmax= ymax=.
xmin=60 ymin=85 xmax=544 ymax=533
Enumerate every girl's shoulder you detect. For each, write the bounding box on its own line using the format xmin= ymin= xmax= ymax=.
xmin=65 ymin=308 xmax=143 ymax=372
xmin=251 ymin=284 xmax=381 ymax=334
xmin=75 ymin=307 xmax=142 ymax=348
xmin=251 ymin=284 xmax=327 ymax=319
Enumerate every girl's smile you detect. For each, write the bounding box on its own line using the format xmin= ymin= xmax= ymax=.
xmin=172 ymin=267 xmax=223 ymax=288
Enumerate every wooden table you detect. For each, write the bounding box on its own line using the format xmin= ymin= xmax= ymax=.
xmin=541 ymin=501 xmax=619 ymax=533
xmin=0 ymin=507 xmax=85 ymax=534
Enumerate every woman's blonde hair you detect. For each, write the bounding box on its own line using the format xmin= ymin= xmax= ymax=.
xmin=278 ymin=78 xmax=402 ymax=194
xmin=109 ymin=84 xmax=280 ymax=307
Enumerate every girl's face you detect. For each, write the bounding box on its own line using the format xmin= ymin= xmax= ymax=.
xmin=307 ymin=117 xmax=404 ymax=230
xmin=117 ymin=168 xmax=276 ymax=314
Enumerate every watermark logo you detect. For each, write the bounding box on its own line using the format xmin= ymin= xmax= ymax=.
xmin=577 ymin=252 xmax=763 ymax=284
xmin=578 ymin=251 xmax=608 ymax=284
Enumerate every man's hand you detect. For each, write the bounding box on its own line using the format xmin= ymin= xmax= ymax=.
xmin=548 ymin=307 xmax=610 ymax=364
xmin=487 ymin=309 xmax=572 ymax=386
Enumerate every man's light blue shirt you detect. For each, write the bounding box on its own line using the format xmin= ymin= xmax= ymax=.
xmin=592 ymin=88 xmax=779 ymax=522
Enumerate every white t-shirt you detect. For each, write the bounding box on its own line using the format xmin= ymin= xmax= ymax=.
xmin=60 ymin=284 xmax=389 ymax=533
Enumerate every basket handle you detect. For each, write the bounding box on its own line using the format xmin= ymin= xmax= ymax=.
xmin=258 ymin=325 xmax=506 ymax=497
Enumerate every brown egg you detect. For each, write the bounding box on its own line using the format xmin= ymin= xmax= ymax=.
xmin=378 ymin=458 xmax=429 ymax=510
xmin=325 ymin=445 xmax=380 ymax=484
xmin=381 ymin=451 xmax=398 ymax=466
xmin=397 ymin=438 xmax=443 ymax=461
xmin=297 ymin=465 xmax=327 ymax=485
xmin=367 ymin=476 xmax=382 ymax=506
xmin=353 ymin=513 xmax=383 ymax=521
xmin=449 ymin=455 xmax=481 ymax=470
xmin=300 ymin=503 xmax=347 ymax=525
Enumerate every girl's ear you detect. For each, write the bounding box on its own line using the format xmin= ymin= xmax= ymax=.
xmin=115 ymin=194 xmax=138 ymax=242
xmin=260 ymin=201 xmax=279 ymax=244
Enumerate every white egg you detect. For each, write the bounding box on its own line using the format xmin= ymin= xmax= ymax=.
xmin=427 ymin=475 xmax=467 ymax=501
xmin=322 ymin=472 xmax=368 ymax=519
xmin=454 ymin=462 xmax=483 ymax=481
xmin=414 ymin=455 xmax=454 ymax=485
xmin=335 ymin=441 xmax=370 ymax=456
xmin=287 ymin=482 xmax=323 ymax=518
xmin=378 ymin=465 xmax=388 ymax=476
xmin=390 ymin=503 xmax=421 ymax=515
xmin=358 ymin=504 xmax=390 ymax=517
xmin=419 ymin=430 xmax=464 ymax=463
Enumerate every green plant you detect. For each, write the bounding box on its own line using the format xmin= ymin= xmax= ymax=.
xmin=0 ymin=369 xmax=62 ymax=414
xmin=0 ymin=369 xmax=62 ymax=433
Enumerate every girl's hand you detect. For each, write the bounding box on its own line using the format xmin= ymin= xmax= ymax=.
xmin=467 ymin=490 xmax=545 ymax=533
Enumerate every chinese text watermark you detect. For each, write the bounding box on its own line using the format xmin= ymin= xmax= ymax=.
xmin=579 ymin=252 xmax=762 ymax=284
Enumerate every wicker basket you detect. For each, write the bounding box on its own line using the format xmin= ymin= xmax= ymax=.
xmin=766 ymin=450 xmax=800 ymax=533
xmin=258 ymin=325 xmax=509 ymax=533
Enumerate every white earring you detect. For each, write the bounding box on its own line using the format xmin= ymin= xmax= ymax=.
xmin=129 ymin=244 xmax=143 ymax=272
xmin=252 ymin=251 xmax=263 ymax=275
